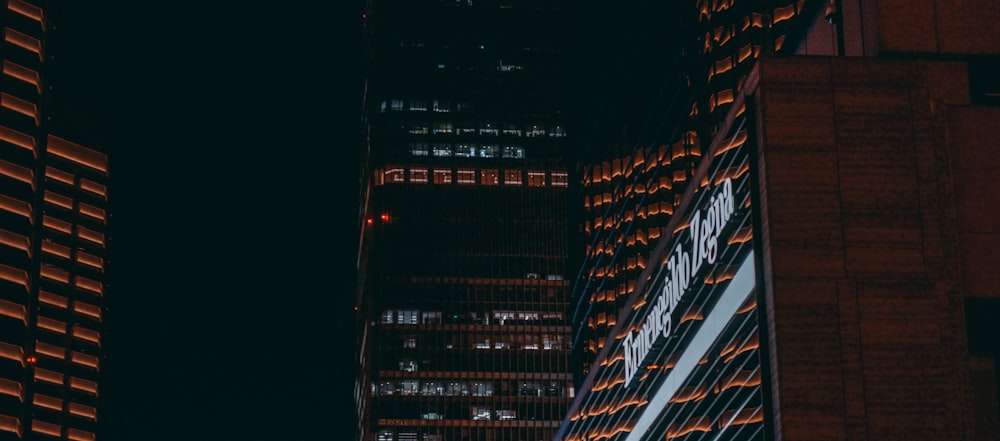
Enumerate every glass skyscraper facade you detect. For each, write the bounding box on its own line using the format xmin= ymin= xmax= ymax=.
xmin=354 ymin=1 xmax=574 ymax=440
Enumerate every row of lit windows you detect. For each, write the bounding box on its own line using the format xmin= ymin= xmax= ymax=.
xmin=376 ymin=166 xmax=568 ymax=187
xmin=394 ymin=333 xmax=566 ymax=356
xmin=398 ymin=118 xmax=566 ymax=138
xmin=382 ymin=309 xmax=564 ymax=325
xmin=376 ymin=380 xmax=565 ymax=398
xmin=409 ymin=142 xmax=524 ymax=159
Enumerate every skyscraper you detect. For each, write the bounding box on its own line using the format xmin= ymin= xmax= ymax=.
xmin=1 ymin=1 xmax=109 ymax=440
xmin=354 ymin=1 xmax=574 ymax=440
xmin=560 ymin=0 xmax=1000 ymax=440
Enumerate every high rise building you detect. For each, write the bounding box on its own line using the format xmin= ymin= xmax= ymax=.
xmin=559 ymin=0 xmax=1000 ymax=440
xmin=353 ymin=1 xmax=574 ymax=441
xmin=0 ymin=2 xmax=108 ymax=440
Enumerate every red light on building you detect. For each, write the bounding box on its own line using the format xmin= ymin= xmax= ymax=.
xmin=26 ymin=356 xmax=36 ymax=364
xmin=380 ymin=214 xmax=390 ymax=222
xmin=367 ymin=218 xmax=374 ymax=225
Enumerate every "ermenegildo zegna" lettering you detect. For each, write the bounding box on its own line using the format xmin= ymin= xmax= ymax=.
xmin=623 ymin=178 xmax=735 ymax=387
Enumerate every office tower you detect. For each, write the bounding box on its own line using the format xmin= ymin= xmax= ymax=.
xmin=560 ymin=0 xmax=1000 ymax=440
xmin=0 ymin=2 xmax=108 ymax=440
xmin=354 ymin=1 xmax=573 ymax=441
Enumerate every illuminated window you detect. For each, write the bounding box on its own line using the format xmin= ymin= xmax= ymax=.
xmin=409 ymin=142 xmax=429 ymax=156
xmin=478 ymin=144 xmax=497 ymax=158
xmin=409 ymin=168 xmax=428 ymax=184
xmin=397 ymin=310 xmax=418 ymax=325
xmin=408 ymin=100 xmax=427 ymax=111
xmin=551 ymin=171 xmax=568 ymax=187
xmin=402 ymin=337 xmax=416 ymax=348
xmin=432 ymin=169 xmax=452 ymax=184
xmin=432 ymin=100 xmax=451 ymax=112
xmin=472 ymin=406 xmax=492 ymax=420
xmin=378 ymin=381 xmax=396 ymax=395
xmin=390 ymin=100 xmax=403 ymax=111
xmin=407 ymin=122 xmax=429 ymax=135
xmin=480 ymin=169 xmax=498 ymax=186
xmin=454 ymin=143 xmax=476 ymax=157
xmin=497 ymin=409 xmax=517 ymax=420
xmin=456 ymin=168 xmax=475 ymax=185
xmin=431 ymin=143 xmax=452 ymax=157
xmin=378 ymin=429 xmax=394 ymax=441
xmin=381 ymin=310 xmax=394 ymax=324
xmin=421 ymin=381 xmax=444 ymax=395
xmin=447 ymin=381 xmax=468 ymax=396
xmin=432 ymin=121 xmax=453 ymax=134
xmin=542 ymin=334 xmax=562 ymax=350
xmin=400 ymin=380 xmax=419 ymax=395
xmin=502 ymin=146 xmax=524 ymax=158
xmin=527 ymin=171 xmax=546 ymax=187
xmin=384 ymin=168 xmax=404 ymax=184
xmin=478 ymin=123 xmax=498 ymax=136
xmin=421 ymin=311 xmax=441 ymax=324
xmin=398 ymin=359 xmax=418 ymax=372
xmin=503 ymin=170 xmax=522 ymax=186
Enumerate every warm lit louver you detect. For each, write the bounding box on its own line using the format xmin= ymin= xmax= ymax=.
xmin=0 ymin=92 xmax=39 ymax=125
xmin=3 ymin=28 xmax=42 ymax=60
xmin=0 ymin=158 xmax=32 ymax=184
xmin=7 ymin=0 xmax=44 ymax=25
xmin=46 ymin=135 xmax=108 ymax=173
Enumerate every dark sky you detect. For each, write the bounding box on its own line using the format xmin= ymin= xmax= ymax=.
xmin=48 ymin=3 xmax=363 ymax=440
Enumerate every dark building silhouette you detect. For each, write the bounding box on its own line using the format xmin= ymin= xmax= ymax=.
xmin=0 ymin=1 xmax=108 ymax=440
xmin=560 ymin=0 xmax=1000 ymax=440
xmin=353 ymin=1 xmax=574 ymax=440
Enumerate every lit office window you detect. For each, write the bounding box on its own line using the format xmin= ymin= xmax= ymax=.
xmin=479 ymin=123 xmax=498 ymax=136
xmin=527 ymin=171 xmax=546 ymax=187
xmin=400 ymin=380 xmax=419 ymax=395
xmin=457 ymin=168 xmax=475 ymax=185
xmin=398 ymin=359 xmax=418 ymax=372
xmin=409 ymin=142 xmax=429 ymax=156
xmin=503 ymin=170 xmax=522 ymax=186
xmin=432 ymin=100 xmax=451 ymax=112
xmin=432 ymin=143 xmax=453 ymax=157
xmin=433 ymin=169 xmax=452 ymax=184
xmin=397 ymin=310 xmax=418 ymax=325
xmin=551 ymin=171 xmax=568 ymax=187
xmin=410 ymin=167 xmax=428 ymax=184
xmin=454 ymin=143 xmax=476 ymax=157
xmin=480 ymin=169 xmax=499 ymax=186
xmin=384 ymin=168 xmax=405 ymax=184
xmin=472 ymin=407 xmax=492 ymax=420
xmin=502 ymin=146 xmax=524 ymax=158
xmin=408 ymin=100 xmax=427 ymax=111
xmin=422 ymin=311 xmax=441 ymax=324
xmin=432 ymin=121 xmax=453 ymax=134
xmin=390 ymin=100 xmax=403 ymax=111
xmin=478 ymin=144 xmax=497 ymax=158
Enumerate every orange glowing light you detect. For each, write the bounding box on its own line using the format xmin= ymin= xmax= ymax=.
xmin=26 ymin=355 xmax=35 ymax=364
xmin=380 ymin=214 xmax=390 ymax=222
xmin=366 ymin=218 xmax=373 ymax=224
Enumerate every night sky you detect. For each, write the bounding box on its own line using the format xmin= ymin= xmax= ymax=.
xmin=48 ymin=2 xmax=363 ymax=440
